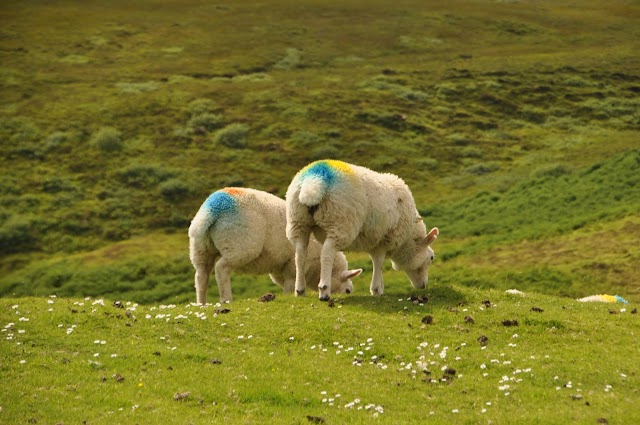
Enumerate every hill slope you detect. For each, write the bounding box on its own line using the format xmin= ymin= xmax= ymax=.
xmin=1 ymin=0 xmax=639 ymax=303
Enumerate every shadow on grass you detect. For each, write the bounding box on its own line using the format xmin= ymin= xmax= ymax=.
xmin=337 ymin=283 xmax=467 ymax=314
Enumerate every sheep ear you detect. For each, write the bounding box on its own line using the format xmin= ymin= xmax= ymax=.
xmin=341 ymin=269 xmax=363 ymax=281
xmin=422 ymin=227 xmax=439 ymax=246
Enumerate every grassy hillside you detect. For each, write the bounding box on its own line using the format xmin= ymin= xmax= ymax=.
xmin=1 ymin=291 xmax=638 ymax=424
xmin=1 ymin=0 xmax=640 ymax=303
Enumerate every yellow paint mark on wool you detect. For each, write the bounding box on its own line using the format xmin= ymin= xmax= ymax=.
xmin=325 ymin=159 xmax=354 ymax=175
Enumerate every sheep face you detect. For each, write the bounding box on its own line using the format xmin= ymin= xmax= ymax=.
xmin=332 ymin=268 xmax=363 ymax=294
xmin=392 ymin=227 xmax=438 ymax=289
xmin=397 ymin=245 xmax=435 ymax=289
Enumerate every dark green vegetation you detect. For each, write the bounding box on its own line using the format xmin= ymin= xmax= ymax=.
xmin=1 ymin=0 xmax=639 ymax=303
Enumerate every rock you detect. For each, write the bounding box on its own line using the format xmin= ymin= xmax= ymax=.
xmin=174 ymin=391 xmax=190 ymax=401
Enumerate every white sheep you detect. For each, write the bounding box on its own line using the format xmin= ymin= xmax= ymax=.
xmin=286 ymin=160 xmax=439 ymax=301
xmin=189 ymin=187 xmax=362 ymax=304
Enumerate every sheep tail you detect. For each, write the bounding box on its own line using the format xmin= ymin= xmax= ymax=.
xmin=188 ymin=207 xmax=217 ymax=242
xmin=298 ymin=175 xmax=327 ymax=206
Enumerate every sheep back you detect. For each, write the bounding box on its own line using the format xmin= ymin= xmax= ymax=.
xmin=287 ymin=160 xmax=426 ymax=254
xmin=190 ymin=188 xmax=291 ymax=274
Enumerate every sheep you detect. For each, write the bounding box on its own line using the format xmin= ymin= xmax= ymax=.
xmin=286 ymin=160 xmax=439 ymax=301
xmin=189 ymin=187 xmax=362 ymax=304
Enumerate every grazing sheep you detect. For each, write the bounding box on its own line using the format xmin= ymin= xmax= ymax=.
xmin=189 ymin=187 xmax=362 ymax=304
xmin=286 ymin=160 xmax=439 ymax=301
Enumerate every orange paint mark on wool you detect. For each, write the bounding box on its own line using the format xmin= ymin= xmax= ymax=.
xmin=223 ymin=188 xmax=244 ymax=196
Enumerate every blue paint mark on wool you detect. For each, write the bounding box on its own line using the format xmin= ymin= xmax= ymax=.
xmin=300 ymin=161 xmax=338 ymax=187
xmin=201 ymin=191 xmax=237 ymax=217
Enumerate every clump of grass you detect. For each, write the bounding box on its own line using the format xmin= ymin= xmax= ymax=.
xmin=212 ymin=123 xmax=249 ymax=149
xmin=520 ymin=106 xmax=547 ymax=124
xmin=417 ymin=157 xmax=439 ymax=170
xmin=311 ymin=144 xmax=339 ymax=160
xmin=115 ymin=164 xmax=174 ymax=188
xmin=532 ymin=164 xmax=572 ymax=179
xmin=115 ymin=81 xmax=159 ymax=94
xmin=233 ymin=73 xmax=272 ymax=83
xmin=563 ymin=76 xmax=594 ymax=87
xmin=187 ymin=113 xmax=224 ymax=133
xmin=90 ymin=127 xmax=123 ymax=152
xmin=290 ymin=131 xmax=320 ymax=147
xmin=463 ymin=162 xmax=500 ymax=175
xmin=187 ymin=98 xmax=218 ymax=116
xmin=0 ymin=215 xmax=40 ymax=254
xmin=446 ymin=133 xmax=473 ymax=146
xmin=261 ymin=123 xmax=292 ymax=139
xmin=59 ymin=54 xmax=90 ymax=64
xmin=461 ymin=146 xmax=483 ymax=158
xmin=274 ymin=48 xmax=302 ymax=70
xmin=44 ymin=131 xmax=77 ymax=153
xmin=158 ymin=178 xmax=190 ymax=201
xmin=435 ymin=82 xmax=461 ymax=98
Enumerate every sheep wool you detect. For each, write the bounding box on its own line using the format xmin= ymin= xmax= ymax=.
xmin=189 ymin=187 xmax=361 ymax=304
xmin=286 ymin=160 xmax=439 ymax=301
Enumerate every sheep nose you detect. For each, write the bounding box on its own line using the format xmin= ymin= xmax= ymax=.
xmin=319 ymin=294 xmax=331 ymax=302
xmin=345 ymin=288 xmax=351 ymax=294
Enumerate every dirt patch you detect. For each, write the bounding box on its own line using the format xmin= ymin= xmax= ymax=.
xmin=258 ymin=293 xmax=276 ymax=302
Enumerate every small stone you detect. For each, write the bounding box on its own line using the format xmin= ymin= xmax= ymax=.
xmin=531 ymin=307 xmax=544 ymax=313
xmin=502 ymin=319 xmax=519 ymax=327
xmin=421 ymin=315 xmax=434 ymax=325
xmin=477 ymin=335 xmax=489 ymax=346
xmin=210 ymin=358 xmax=222 ymax=365
xmin=464 ymin=315 xmax=475 ymax=324
xmin=174 ymin=392 xmax=190 ymax=401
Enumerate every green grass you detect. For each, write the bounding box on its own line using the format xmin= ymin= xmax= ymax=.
xmin=1 ymin=1 xmax=640 ymax=421
xmin=1 ymin=289 xmax=638 ymax=424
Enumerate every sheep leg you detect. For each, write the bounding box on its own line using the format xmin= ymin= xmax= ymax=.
xmin=369 ymin=250 xmax=386 ymax=296
xmin=282 ymin=277 xmax=295 ymax=294
xmin=318 ymin=238 xmax=337 ymax=301
xmin=215 ymin=257 xmax=233 ymax=303
xmin=294 ymin=233 xmax=310 ymax=296
xmin=194 ymin=259 xmax=214 ymax=305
